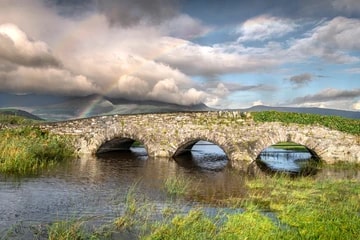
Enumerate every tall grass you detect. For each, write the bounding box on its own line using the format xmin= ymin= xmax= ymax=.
xmin=0 ymin=126 xmax=75 ymax=175
xmin=47 ymin=219 xmax=89 ymax=240
xmin=163 ymin=176 xmax=190 ymax=196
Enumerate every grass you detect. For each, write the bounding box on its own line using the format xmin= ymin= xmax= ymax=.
xmin=4 ymin=174 xmax=358 ymax=239
xmin=252 ymin=111 xmax=360 ymax=135
xmin=271 ymin=141 xmax=308 ymax=151
xmin=0 ymin=126 xmax=75 ymax=175
xmin=114 ymin=182 xmax=154 ymax=236
xmin=144 ymin=175 xmax=360 ymax=239
xmin=0 ymin=113 xmax=37 ymax=125
xmin=47 ymin=219 xmax=89 ymax=240
xmin=163 ymin=176 xmax=190 ymax=196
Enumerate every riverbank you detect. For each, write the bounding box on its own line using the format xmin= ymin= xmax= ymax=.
xmin=12 ymin=172 xmax=358 ymax=240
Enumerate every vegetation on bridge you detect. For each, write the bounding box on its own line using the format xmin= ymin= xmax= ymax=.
xmin=252 ymin=111 xmax=360 ymax=135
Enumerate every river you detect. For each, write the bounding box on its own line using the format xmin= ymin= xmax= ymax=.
xmin=1 ymin=142 xmax=359 ymax=239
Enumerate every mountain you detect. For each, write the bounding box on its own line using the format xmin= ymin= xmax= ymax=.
xmin=242 ymin=105 xmax=360 ymax=119
xmin=0 ymin=93 xmax=212 ymax=120
xmin=0 ymin=109 xmax=43 ymax=121
xmin=1 ymin=93 xmax=359 ymax=121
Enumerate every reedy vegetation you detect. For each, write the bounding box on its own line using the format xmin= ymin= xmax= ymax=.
xmin=0 ymin=126 xmax=75 ymax=175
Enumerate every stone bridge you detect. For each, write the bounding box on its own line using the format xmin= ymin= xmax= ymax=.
xmin=39 ymin=111 xmax=360 ymax=168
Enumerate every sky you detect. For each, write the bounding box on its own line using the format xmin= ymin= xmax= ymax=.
xmin=0 ymin=0 xmax=359 ymax=111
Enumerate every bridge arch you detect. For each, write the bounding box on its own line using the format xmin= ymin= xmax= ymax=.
xmin=251 ymin=131 xmax=322 ymax=162
xmin=95 ymin=131 xmax=150 ymax=156
xmin=172 ymin=134 xmax=235 ymax=158
xmin=172 ymin=137 xmax=231 ymax=170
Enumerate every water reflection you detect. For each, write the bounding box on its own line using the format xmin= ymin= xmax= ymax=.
xmin=256 ymin=143 xmax=319 ymax=175
xmin=173 ymin=141 xmax=229 ymax=171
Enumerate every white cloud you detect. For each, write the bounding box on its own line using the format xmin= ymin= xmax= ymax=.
xmin=252 ymin=100 xmax=264 ymax=106
xmin=0 ymin=1 xmax=211 ymax=106
xmin=346 ymin=68 xmax=360 ymax=74
xmin=158 ymin=38 xmax=280 ymax=76
xmin=289 ymin=17 xmax=360 ymax=63
xmin=237 ymin=15 xmax=298 ymax=42
xmin=0 ymin=23 xmax=61 ymax=68
xmin=352 ymin=101 xmax=360 ymax=110
xmin=0 ymin=67 xmax=98 ymax=96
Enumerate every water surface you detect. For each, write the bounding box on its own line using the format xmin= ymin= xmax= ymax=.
xmin=0 ymin=142 xmax=359 ymax=238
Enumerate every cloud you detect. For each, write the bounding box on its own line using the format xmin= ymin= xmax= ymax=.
xmin=237 ymin=15 xmax=298 ymax=42
xmin=0 ymin=23 xmax=61 ymax=68
xmin=203 ymin=81 xmax=275 ymax=93
xmin=289 ymin=17 xmax=360 ymax=63
xmin=332 ymin=0 xmax=360 ymax=14
xmin=0 ymin=2 xmax=210 ymax=106
xmin=288 ymin=73 xmax=313 ymax=87
xmin=148 ymin=79 xmax=208 ymax=105
xmin=346 ymin=68 xmax=360 ymax=74
xmin=252 ymin=100 xmax=264 ymax=106
xmin=352 ymin=101 xmax=360 ymax=110
xmin=292 ymin=88 xmax=360 ymax=104
xmin=95 ymin=0 xmax=179 ymax=27
xmin=0 ymin=67 xmax=98 ymax=96
xmin=159 ymin=14 xmax=211 ymax=39
xmin=158 ymin=38 xmax=280 ymax=76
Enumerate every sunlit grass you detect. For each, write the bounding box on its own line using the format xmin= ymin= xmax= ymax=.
xmin=144 ymin=175 xmax=360 ymax=239
xmin=0 ymin=113 xmax=37 ymax=125
xmin=47 ymin=219 xmax=88 ymax=240
xmin=252 ymin=111 xmax=360 ymax=135
xmin=0 ymin=126 xmax=75 ymax=175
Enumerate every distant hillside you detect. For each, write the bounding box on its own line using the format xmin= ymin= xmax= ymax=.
xmin=2 ymin=94 xmax=212 ymax=120
xmin=242 ymin=105 xmax=360 ymax=119
xmin=0 ymin=109 xmax=43 ymax=121
xmin=1 ymin=93 xmax=359 ymax=120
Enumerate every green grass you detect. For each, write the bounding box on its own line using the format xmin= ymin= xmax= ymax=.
xmin=0 ymin=113 xmax=36 ymax=125
xmin=47 ymin=219 xmax=90 ymax=240
xmin=271 ymin=142 xmax=308 ymax=151
xmin=0 ymin=126 xmax=75 ymax=175
xmin=252 ymin=111 xmax=360 ymax=135
xmin=163 ymin=176 xmax=190 ymax=196
xmin=6 ymin=175 xmax=356 ymax=239
xmin=144 ymin=175 xmax=360 ymax=240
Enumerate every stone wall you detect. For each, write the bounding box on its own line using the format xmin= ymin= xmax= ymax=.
xmin=39 ymin=111 xmax=360 ymax=167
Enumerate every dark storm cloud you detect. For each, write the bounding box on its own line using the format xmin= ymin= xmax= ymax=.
xmin=95 ymin=0 xmax=180 ymax=27
xmin=289 ymin=73 xmax=313 ymax=87
xmin=183 ymin=0 xmax=360 ymax=25
xmin=292 ymin=88 xmax=360 ymax=104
